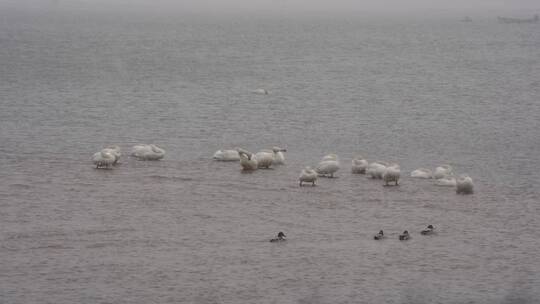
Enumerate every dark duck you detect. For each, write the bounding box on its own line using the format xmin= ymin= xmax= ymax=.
xmin=270 ymin=232 xmax=286 ymax=242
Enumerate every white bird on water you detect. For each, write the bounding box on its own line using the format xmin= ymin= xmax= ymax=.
xmin=102 ymin=145 xmax=121 ymax=164
xmin=299 ymin=166 xmax=318 ymax=186
xmin=253 ymin=88 xmax=269 ymax=95
xmin=434 ymin=165 xmax=453 ymax=179
xmin=254 ymin=147 xmax=287 ymax=169
xmin=237 ymin=149 xmax=258 ymax=171
xmin=434 ymin=176 xmax=457 ymax=187
xmin=351 ymin=155 xmax=368 ymax=174
xmin=411 ymin=168 xmax=432 ymax=179
xmin=272 ymin=146 xmax=287 ymax=165
xmin=213 ymin=149 xmax=240 ymax=161
xmin=382 ymin=164 xmax=400 ymax=186
xmin=366 ymin=161 xmax=388 ymax=179
xmin=130 ymin=144 xmax=166 ymax=160
xmin=315 ymin=154 xmax=340 ymax=178
xmin=92 ymin=150 xmax=116 ymax=169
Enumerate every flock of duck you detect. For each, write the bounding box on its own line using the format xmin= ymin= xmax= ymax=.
xmin=92 ymin=145 xmax=474 ymax=195
xmin=269 ymin=225 xmax=435 ymax=243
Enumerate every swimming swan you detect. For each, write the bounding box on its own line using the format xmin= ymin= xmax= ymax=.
xmin=366 ymin=161 xmax=388 ymax=179
xmin=382 ymin=164 xmax=400 ymax=186
xmin=92 ymin=150 xmax=116 ymax=169
xmin=411 ymin=168 xmax=432 ymax=179
xmin=315 ymin=154 xmax=340 ymax=178
xmin=131 ymin=144 xmax=166 ymax=160
xmin=213 ymin=149 xmax=240 ymax=161
xmin=238 ymin=149 xmax=258 ymax=171
xmin=456 ymin=175 xmax=474 ymax=194
xmin=434 ymin=165 xmax=453 ymax=179
xmin=373 ymin=230 xmax=385 ymax=240
xmin=351 ymin=155 xmax=368 ymax=174
xmin=299 ymin=166 xmax=318 ymax=186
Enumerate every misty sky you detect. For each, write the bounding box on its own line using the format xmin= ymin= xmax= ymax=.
xmin=1 ymin=0 xmax=538 ymax=15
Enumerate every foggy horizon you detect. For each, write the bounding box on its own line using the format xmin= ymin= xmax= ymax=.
xmin=1 ymin=0 xmax=539 ymax=16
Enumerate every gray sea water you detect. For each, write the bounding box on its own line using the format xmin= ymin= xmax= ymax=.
xmin=1 ymin=7 xmax=540 ymax=304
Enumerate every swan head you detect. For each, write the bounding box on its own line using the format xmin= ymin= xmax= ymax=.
xmin=277 ymin=232 xmax=286 ymax=238
xmin=427 ymin=225 xmax=434 ymax=229
xmin=237 ymin=149 xmax=253 ymax=160
xmin=402 ymin=230 xmax=409 ymax=235
xmin=379 ymin=230 xmax=384 ymax=235
xmin=272 ymin=146 xmax=287 ymax=153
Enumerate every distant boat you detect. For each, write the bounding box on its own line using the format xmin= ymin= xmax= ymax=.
xmin=461 ymin=16 xmax=472 ymax=22
xmin=497 ymin=14 xmax=539 ymax=24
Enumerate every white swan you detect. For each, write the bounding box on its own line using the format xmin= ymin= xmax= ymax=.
xmin=254 ymin=147 xmax=287 ymax=168
xmin=366 ymin=161 xmax=388 ymax=179
xmin=253 ymin=88 xmax=269 ymax=95
xmin=351 ymin=155 xmax=368 ymax=174
xmin=254 ymin=150 xmax=274 ymax=169
xmin=92 ymin=150 xmax=116 ymax=169
xmin=411 ymin=168 xmax=432 ymax=179
xmin=434 ymin=165 xmax=453 ymax=179
xmin=213 ymin=149 xmax=240 ymax=161
xmin=299 ymin=166 xmax=318 ymax=186
xmin=434 ymin=176 xmax=457 ymax=187
xmin=315 ymin=154 xmax=340 ymax=178
xmin=272 ymin=146 xmax=287 ymax=165
xmin=456 ymin=175 xmax=474 ymax=194
xmin=131 ymin=144 xmax=166 ymax=160
xmin=238 ymin=149 xmax=258 ymax=171
xmin=382 ymin=164 xmax=400 ymax=186
xmin=102 ymin=145 xmax=121 ymax=164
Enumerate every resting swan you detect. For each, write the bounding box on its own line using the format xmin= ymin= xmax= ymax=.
xmin=456 ymin=175 xmax=474 ymax=194
xmin=434 ymin=176 xmax=457 ymax=187
xmin=92 ymin=150 xmax=116 ymax=169
xmin=315 ymin=154 xmax=340 ymax=178
xmin=411 ymin=168 xmax=432 ymax=179
xmin=131 ymin=144 xmax=166 ymax=160
xmin=434 ymin=165 xmax=453 ymax=179
xmin=366 ymin=161 xmax=388 ymax=179
xmin=102 ymin=145 xmax=121 ymax=164
xmin=213 ymin=149 xmax=240 ymax=161
xmin=254 ymin=88 xmax=269 ymax=95
xmin=299 ymin=166 xmax=318 ymax=186
xmin=254 ymin=147 xmax=287 ymax=168
xmin=238 ymin=149 xmax=258 ymax=171
xmin=382 ymin=164 xmax=400 ymax=186
xmin=351 ymin=155 xmax=368 ymax=174
xmin=272 ymin=146 xmax=287 ymax=165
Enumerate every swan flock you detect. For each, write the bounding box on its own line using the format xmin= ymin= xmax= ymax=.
xmin=91 ymin=144 xmax=474 ymax=194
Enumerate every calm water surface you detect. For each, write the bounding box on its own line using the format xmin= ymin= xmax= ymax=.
xmin=1 ymin=8 xmax=539 ymax=304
